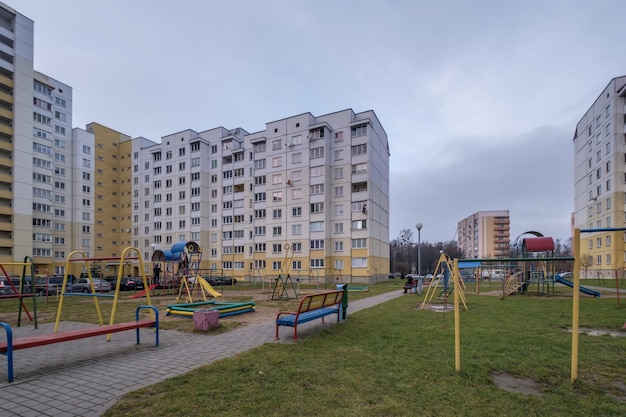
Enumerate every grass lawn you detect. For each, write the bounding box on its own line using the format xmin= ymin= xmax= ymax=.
xmin=101 ymin=286 xmax=626 ymax=417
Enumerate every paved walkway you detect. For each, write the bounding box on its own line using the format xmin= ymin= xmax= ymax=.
xmin=0 ymin=290 xmax=404 ymax=416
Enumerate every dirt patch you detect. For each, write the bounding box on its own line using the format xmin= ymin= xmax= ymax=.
xmin=608 ymin=381 xmax=626 ymax=403
xmin=491 ymin=372 xmax=544 ymax=396
xmin=569 ymin=328 xmax=626 ymax=337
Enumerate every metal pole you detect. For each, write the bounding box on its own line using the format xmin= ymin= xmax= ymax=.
xmin=571 ymin=228 xmax=581 ymax=382
xmin=416 ymin=223 xmax=423 ymax=277
xmin=416 ymin=223 xmax=423 ymax=291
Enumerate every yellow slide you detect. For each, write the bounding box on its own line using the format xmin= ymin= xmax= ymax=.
xmin=196 ymin=276 xmax=222 ymax=298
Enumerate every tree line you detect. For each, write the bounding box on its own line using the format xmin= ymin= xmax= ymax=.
xmin=390 ymin=228 xmax=572 ymax=277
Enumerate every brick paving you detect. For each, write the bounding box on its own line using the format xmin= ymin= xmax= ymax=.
xmin=0 ymin=290 xmax=404 ymax=416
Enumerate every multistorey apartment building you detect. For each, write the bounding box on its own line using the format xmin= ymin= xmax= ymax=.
xmin=0 ymin=3 xmax=76 ymax=275
xmin=573 ymin=76 xmax=626 ymax=278
xmin=33 ymin=72 xmax=73 ymax=274
xmin=1 ymin=2 xmax=391 ymax=282
xmin=132 ymin=109 xmax=390 ymax=284
xmin=457 ymin=210 xmax=510 ymax=259
xmin=0 ymin=4 xmax=33 ymax=268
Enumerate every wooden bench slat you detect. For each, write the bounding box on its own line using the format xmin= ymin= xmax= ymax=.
xmin=0 ymin=319 xmax=156 ymax=353
xmin=275 ymin=289 xmax=345 ymax=341
xmin=0 ymin=305 xmax=159 ymax=383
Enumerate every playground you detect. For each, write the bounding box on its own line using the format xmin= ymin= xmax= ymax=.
xmin=102 ymin=283 xmax=626 ymax=417
xmin=1 ymin=231 xmax=626 ymax=414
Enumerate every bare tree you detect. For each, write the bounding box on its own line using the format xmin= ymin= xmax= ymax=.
xmin=580 ymin=254 xmax=593 ymax=278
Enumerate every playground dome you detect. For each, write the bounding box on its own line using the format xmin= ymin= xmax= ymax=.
xmin=170 ymin=241 xmax=200 ymax=255
xmin=522 ymin=237 xmax=554 ymax=253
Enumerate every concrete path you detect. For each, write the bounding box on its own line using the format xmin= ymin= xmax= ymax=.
xmin=0 ymin=290 xmax=404 ymax=417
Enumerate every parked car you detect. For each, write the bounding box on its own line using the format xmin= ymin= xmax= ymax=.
xmin=70 ymin=278 xmax=112 ymax=293
xmin=204 ymin=276 xmax=237 ymax=286
xmin=0 ymin=277 xmax=31 ymax=295
xmin=103 ymin=276 xmax=119 ymax=288
xmin=34 ymin=275 xmax=74 ymax=296
xmin=120 ymin=277 xmax=145 ymax=291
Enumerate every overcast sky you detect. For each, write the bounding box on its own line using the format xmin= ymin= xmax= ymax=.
xmin=15 ymin=0 xmax=626 ymax=244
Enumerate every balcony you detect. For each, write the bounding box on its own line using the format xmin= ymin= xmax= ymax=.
xmin=0 ymin=138 xmax=11 ymax=153
xmin=0 ymin=123 xmax=12 ymax=137
xmin=0 ymin=90 xmax=12 ymax=106
xmin=0 ymin=73 xmax=12 ymax=89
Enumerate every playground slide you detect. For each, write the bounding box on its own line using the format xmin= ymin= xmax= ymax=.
xmin=128 ymin=283 xmax=159 ymax=299
xmin=555 ymin=276 xmax=601 ymax=298
xmin=196 ymin=276 xmax=222 ymax=298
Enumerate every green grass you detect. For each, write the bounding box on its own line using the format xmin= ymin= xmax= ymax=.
xmin=581 ymin=277 xmax=626 ymax=290
xmin=100 ymin=286 xmax=626 ymax=417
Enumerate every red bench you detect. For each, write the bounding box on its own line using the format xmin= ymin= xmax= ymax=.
xmin=275 ymin=290 xmax=345 ymax=342
xmin=0 ymin=305 xmax=158 ymax=382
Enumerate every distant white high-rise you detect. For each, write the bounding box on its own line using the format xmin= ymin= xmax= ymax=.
xmin=573 ymin=76 xmax=626 ymax=278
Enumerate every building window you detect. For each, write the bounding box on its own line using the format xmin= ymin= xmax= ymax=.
xmin=253 ymin=142 xmax=266 ymax=153
xmin=352 ymin=238 xmax=367 ymax=248
xmin=310 ymin=147 xmax=324 ymax=159
xmin=352 ymin=163 xmax=367 ymax=174
xmin=310 ymin=166 xmax=323 ymax=177
xmin=351 ymin=124 xmax=367 ymax=137
xmin=310 ymin=128 xmax=325 ymax=139
xmin=352 ymin=220 xmax=367 ymax=230
xmin=352 ymin=144 xmax=367 ymax=156
xmin=310 ymin=239 xmax=324 ymax=249
xmin=310 ymin=202 xmax=324 ymax=213
xmin=351 ymin=258 xmax=367 ymax=268
xmin=310 ymin=184 xmax=324 ymax=195
xmin=310 ymin=258 xmax=324 ymax=268
xmin=310 ymin=221 xmax=324 ymax=232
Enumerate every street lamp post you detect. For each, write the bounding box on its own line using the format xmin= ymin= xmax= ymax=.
xmin=415 ymin=223 xmax=423 ymax=278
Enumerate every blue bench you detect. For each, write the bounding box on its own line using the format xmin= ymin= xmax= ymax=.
xmin=275 ymin=290 xmax=345 ymax=342
xmin=0 ymin=305 xmax=158 ymax=383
